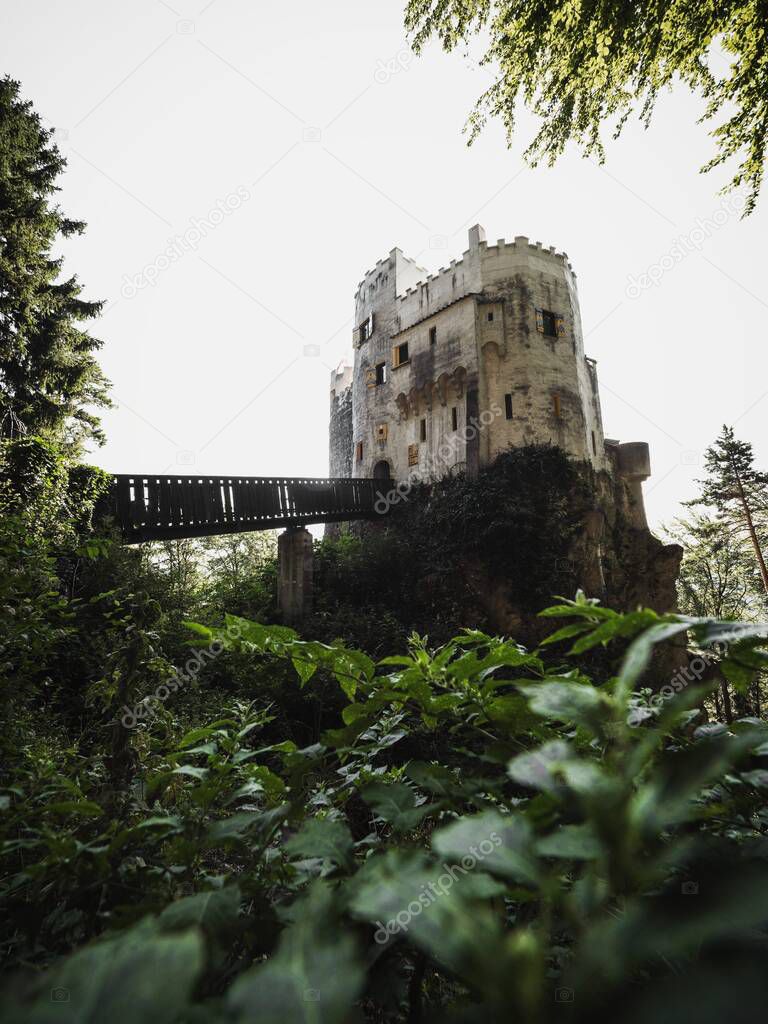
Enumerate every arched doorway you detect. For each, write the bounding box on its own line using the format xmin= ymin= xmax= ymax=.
xmin=373 ymin=459 xmax=392 ymax=482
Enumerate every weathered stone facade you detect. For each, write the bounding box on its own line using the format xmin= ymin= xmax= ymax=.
xmin=330 ymin=224 xmax=650 ymax=520
xmin=329 ymin=364 xmax=353 ymax=479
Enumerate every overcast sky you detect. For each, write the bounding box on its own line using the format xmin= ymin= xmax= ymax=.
xmin=3 ymin=1 xmax=766 ymax=531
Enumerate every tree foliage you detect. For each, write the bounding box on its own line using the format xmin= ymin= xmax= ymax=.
xmin=404 ymin=0 xmax=768 ymax=213
xmin=668 ymin=510 xmax=767 ymax=620
xmin=0 ymin=76 xmax=110 ymax=446
xmin=688 ymin=425 xmax=768 ymax=595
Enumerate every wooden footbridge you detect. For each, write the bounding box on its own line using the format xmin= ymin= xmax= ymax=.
xmin=112 ymin=473 xmax=390 ymax=544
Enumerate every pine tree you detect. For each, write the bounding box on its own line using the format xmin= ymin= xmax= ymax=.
xmin=0 ymin=76 xmax=110 ymax=447
xmin=688 ymin=426 xmax=768 ymax=595
xmin=667 ymin=512 xmax=767 ymax=621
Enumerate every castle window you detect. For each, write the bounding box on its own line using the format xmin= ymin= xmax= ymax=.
xmin=591 ymin=430 xmax=597 ymax=454
xmin=504 ymin=394 xmax=513 ymax=420
xmin=375 ymin=362 xmax=386 ymax=386
xmin=420 ymin=418 xmax=427 ymax=442
xmin=536 ymin=308 xmax=565 ymax=338
xmin=552 ymin=394 xmax=562 ymax=418
xmin=487 ymin=311 xmax=494 ymax=322
xmin=408 ymin=443 xmax=419 ymax=466
xmin=377 ymin=423 xmax=388 ymax=442
xmin=429 ymin=326 xmax=437 ymax=346
xmin=355 ymin=441 xmax=363 ymax=462
xmin=392 ymin=342 xmax=409 ymax=368
xmin=359 ymin=312 xmax=374 ymax=343
xmin=451 ymin=406 xmax=458 ymax=431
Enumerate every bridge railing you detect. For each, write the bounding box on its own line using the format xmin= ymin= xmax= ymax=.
xmin=112 ymin=474 xmax=389 ymax=543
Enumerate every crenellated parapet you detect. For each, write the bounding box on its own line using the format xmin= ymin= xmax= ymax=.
xmin=330 ymin=222 xmax=653 ymax=534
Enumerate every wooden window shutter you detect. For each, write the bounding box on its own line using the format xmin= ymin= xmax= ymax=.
xmin=352 ymin=326 xmax=361 ymax=347
xmin=392 ymin=345 xmax=400 ymax=368
xmin=535 ymin=308 xmax=545 ymax=334
xmin=355 ymin=441 xmax=363 ymax=461
xmin=408 ymin=443 xmax=419 ymax=466
xmin=368 ymin=312 xmax=374 ymax=336
xmin=555 ymin=315 xmax=566 ymax=338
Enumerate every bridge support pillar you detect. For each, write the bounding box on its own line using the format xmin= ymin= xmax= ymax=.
xmin=277 ymin=527 xmax=313 ymax=625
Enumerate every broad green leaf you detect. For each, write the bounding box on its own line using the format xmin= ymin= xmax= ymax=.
xmin=536 ymin=824 xmax=601 ymax=860
xmin=1 ymin=927 xmax=204 ymax=1024
xmin=45 ymin=801 xmax=103 ymax=818
xmin=569 ymin=609 xmax=659 ymax=655
xmin=539 ymin=622 xmax=592 ymax=647
xmin=432 ymin=811 xmax=539 ymax=886
xmin=347 ymin=848 xmax=506 ymax=978
xmin=617 ymin=622 xmax=691 ymax=700
xmin=171 ymin=765 xmax=208 ymax=781
xmin=517 ymin=681 xmax=611 ymax=732
xmin=405 ymin=761 xmax=459 ymax=796
xmin=284 ymin=818 xmax=354 ymax=870
xmin=291 ymin=657 xmax=317 ymax=685
xmin=227 ymin=885 xmax=363 ymax=1023
xmin=158 ymin=886 xmax=241 ymax=937
xmin=361 ymin=782 xmax=438 ymax=832
xmin=206 ymin=804 xmax=288 ymax=845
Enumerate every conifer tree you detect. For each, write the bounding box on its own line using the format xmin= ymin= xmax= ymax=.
xmin=0 ymin=76 xmax=110 ymax=447
xmin=689 ymin=426 xmax=768 ymax=596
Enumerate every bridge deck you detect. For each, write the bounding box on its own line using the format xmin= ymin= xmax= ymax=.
xmin=112 ymin=474 xmax=389 ymax=543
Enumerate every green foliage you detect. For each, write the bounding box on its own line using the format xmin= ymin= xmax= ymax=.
xmin=311 ymin=447 xmax=589 ymax=649
xmin=667 ymin=511 xmax=767 ymax=620
xmin=404 ymin=0 xmax=768 ymax=213
xmin=0 ymin=77 xmax=110 ymax=445
xmin=5 ymin=596 xmax=768 ymax=1021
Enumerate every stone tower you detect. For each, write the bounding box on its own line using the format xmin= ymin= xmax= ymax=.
xmin=330 ymin=224 xmax=652 ymax=530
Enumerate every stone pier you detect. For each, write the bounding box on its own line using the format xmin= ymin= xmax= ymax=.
xmin=277 ymin=527 xmax=314 ymax=624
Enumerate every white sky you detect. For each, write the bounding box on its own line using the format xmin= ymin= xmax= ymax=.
xmin=3 ymin=1 xmax=766 ymax=531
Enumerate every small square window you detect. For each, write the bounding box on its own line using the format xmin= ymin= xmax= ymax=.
xmin=375 ymin=362 xmax=386 ymax=386
xmin=504 ymin=394 xmax=513 ymax=420
xmin=451 ymin=407 xmax=458 ymax=431
xmin=536 ymin=308 xmax=563 ymax=338
xmin=487 ymin=311 xmax=494 ymax=322
xmin=429 ymin=326 xmax=437 ymax=346
xmin=377 ymin=423 xmax=388 ymax=442
xmin=420 ymin=418 xmax=427 ymax=442
xmin=393 ymin=342 xmax=409 ymax=367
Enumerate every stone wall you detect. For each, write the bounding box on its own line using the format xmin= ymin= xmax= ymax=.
xmin=341 ymin=224 xmax=613 ymax=489
xmin=329 ymin=364 xmax=353 ymax=479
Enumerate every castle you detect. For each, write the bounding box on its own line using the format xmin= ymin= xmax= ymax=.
xmin=330 ymin=224 xmax=652 ymax=530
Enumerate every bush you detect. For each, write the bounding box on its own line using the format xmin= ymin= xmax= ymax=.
xmin=3 ymin=597 xmax=768 ymax=1022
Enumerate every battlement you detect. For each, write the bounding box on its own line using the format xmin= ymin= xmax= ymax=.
xmin=385 ymin=227 xmax=576 ymax=333
xmin=330 ymin=361 xmax=353 ymax=399
xmin=354 ymin=248 xmax=427 ymax=302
